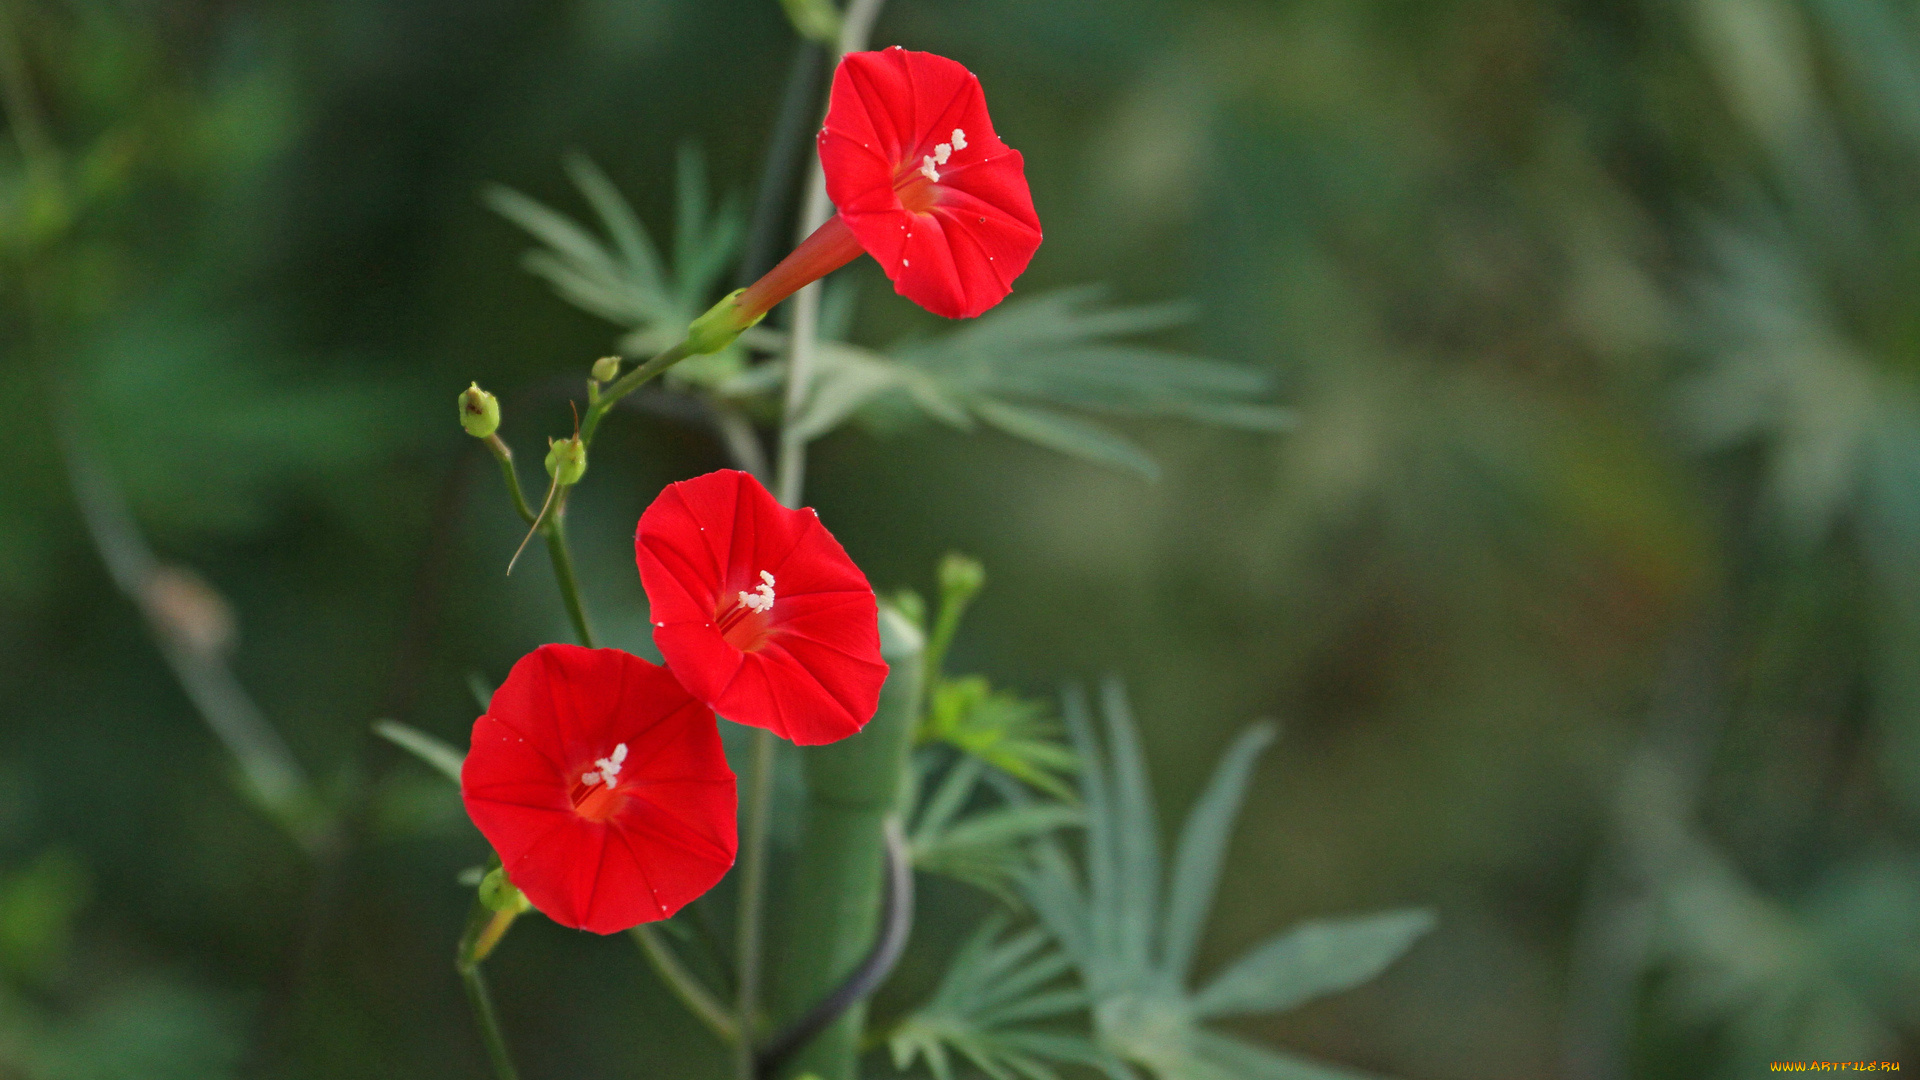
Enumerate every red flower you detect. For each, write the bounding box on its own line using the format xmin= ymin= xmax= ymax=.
xmin=730 ymin=48 xmax=1042 ymax=324
xmin=635 ymin=469 xmax=889 ymax=746
xmin=461 ymin=644 xmax=737 ymax=934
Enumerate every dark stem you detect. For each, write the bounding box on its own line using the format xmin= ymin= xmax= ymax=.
xmin=754 ymin=817 xmax=914 ymax=1080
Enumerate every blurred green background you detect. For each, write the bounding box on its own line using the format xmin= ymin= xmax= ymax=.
xmin=5 ymin=0 xmax=1920 ymax=1076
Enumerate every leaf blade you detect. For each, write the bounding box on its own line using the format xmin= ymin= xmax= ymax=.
xmin=372 ymin=720 xmax=465 ymax=785
xmin=1189 ymin=910 xmax=1435 ymax=1020
xmin=1161 ymin=724 xmax=1277 ymax=986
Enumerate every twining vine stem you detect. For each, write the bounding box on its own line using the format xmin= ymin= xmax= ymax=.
xmin=743 ymin=6 xmax=891 ymax=1080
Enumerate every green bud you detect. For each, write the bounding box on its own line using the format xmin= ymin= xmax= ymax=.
xmin=938 ymin=552 xmax=986 ymax=600
xmin=544 ymin=435 xmax=587 ymax=485
xmin=686 ymin=289 xmax=760 ymax=356
xmin=890 ymin=588 xmax=927 ymax=630
xmin=778 ymin=0 xmax=841 ymax=43
xmin=591 ymin=355 xmax=622 ymax=383
xmin=459 ymin=383 xmax=500 ymax=438
xmin=479 ymin=867 xmax=531 ymax=913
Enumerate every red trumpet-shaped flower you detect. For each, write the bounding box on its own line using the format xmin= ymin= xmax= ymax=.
xmin=724 ymin=48 xmax=1042 ymax=328
xmin=461 ymin=644 xmax=737 ymax=934
xmin=635 ymin=469 xmax=888 ymax=746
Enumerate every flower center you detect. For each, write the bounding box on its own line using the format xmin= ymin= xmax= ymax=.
xmin=570 ymin=743 xmax=628 ymax=822
xmin=916 ymin=128 xmax=968 ymax=183
xmin=896 ymin=128 xmax=966 ymax=213
xmin=715 ymin=570 xmax=778 ymax=651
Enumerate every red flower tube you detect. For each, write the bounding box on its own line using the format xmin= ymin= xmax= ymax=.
xmin=711 ymin=47 xmax=1042 ymax=336
xmin=635 ymin=469 xmax=889 ymax=745
xmin=461 ymin=644 xmax=737 ymax=934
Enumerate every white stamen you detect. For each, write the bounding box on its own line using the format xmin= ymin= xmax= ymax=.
xmin=583 ymin=742 xmax=629 ymax=789
xmin=738 ymin=569 xmax=776 ymax=614
xmin=951 ymin=128 xmax=967 ymax=150
xmin=933 ymin=142 xmax=952 ymax=165
xmin=919 ymin=156 xmax=939 ymax=182
xmin=902 ymin=259 xmax=909 ymax=266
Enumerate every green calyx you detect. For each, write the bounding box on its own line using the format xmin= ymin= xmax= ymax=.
xmin=459 ymin=383 xmax=500 ymax=438
xmin=591 ymin=355 xmax=621 ymax=383
xmin=478 ymin=867 xmax=530 ymax=914
xmin=544 ymin=435 xmax=587 ymax=486
xmin=685 ymin=289 xmax=762 ymax=357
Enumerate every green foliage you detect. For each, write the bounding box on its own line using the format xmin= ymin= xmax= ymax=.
xmin=1018 ymin=681 xmax=1434 ymax=1080
xmin=892 ymin=678 xmax=1430 ymax=1080
xmin=921 ymin=677 xmax=1078 ymax=799
xmin=794 ymin=288 xmax=1294 ymax=479
xmin=2 ymin=978 xmax=245 ymax=1080
xmin=0 ymin=843 xmax=240 ymax=1080
xmin=910 ymin=755 xmax=1082 ymax=902
xmin=372 ymin=719 xmax=465 ymax=785
xmin=494 ymin=153 xmax=1290 ymax=477
xmin=487 ymin=148 xmax=747 ymax=386
xmin=888 ymin=917 xmax=1100 ymax=1080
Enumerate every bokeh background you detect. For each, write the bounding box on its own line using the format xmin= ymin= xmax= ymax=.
xmin=4 ymin=0 xmax=1920 ymax=1077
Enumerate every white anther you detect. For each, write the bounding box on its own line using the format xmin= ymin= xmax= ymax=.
xmin=933 ymin=142 xmax=952 ymax=165
xmin=583 ymin=742 xmax=628 ymax=789
xmin=951 ymin=128 xmax=967 ymax=150
xmin=920 ymin=156 xmax=939 ymax=182
xmin=738 ymin=570 xmax=776 ymax=614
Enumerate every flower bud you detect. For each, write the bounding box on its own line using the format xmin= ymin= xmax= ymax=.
xmin=479 ymin=866 xmax=531 ymax=913
xmin=938 ymin=552 xmax=985 ymax=600
xmin=544 ymin=435 xmax=587 ymax=486
xmin=459 ymin=383 xmax=500 ymax=438
xmin=591 ymin=355 xmax=622 ymax=383
xmin=778 ymin=0 xmax=841 ymax=43
xmin=686 ymin=289 xmax=758 ymax=356
xmin=889 ymin=588 xmax=927 ymax=629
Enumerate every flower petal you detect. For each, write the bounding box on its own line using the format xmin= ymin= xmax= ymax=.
xmin=636 ymin=470 xmax=887 ymax=745
xmin=461 ymin=644 xmax=737 ymax=934
xmin=819 ymin=48 xmax=1042 ymax=320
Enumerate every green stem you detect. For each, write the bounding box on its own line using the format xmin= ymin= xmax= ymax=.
xmin=541 ymin=503 xmax=596 ymax=649
xmin=484 ymin=434 xmax=537 ymax=524
xmin=733 ymin=726 xmax=778 ymax=1080
xmin=922 ymin=599 xmax=967 ymax=692
xmin=772 ymin=0 xmax=890 ymax=509
xmin=765 ymin=608 xmax=923 ymax=1080
xmin=456 ymin=897 xmax=523 ymax=1080
xmin=631 ymin=926 xmax=739 ymax=1044
xmin=581 ymin=339 xmax=694 ymax=446
xmin=460 ymin=964 xmax=522 ymax=1080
